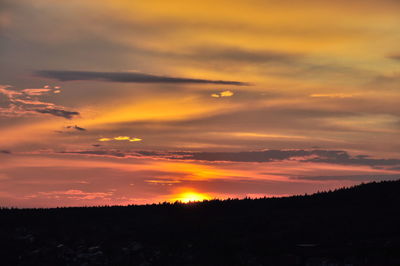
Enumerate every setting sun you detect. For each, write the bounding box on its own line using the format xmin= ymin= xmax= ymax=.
xmin=173 ymin=191 xmax=211 ymax=203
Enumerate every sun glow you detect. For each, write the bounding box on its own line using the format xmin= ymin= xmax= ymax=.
xmin=173 ymin=191 xmax=211 ymax=203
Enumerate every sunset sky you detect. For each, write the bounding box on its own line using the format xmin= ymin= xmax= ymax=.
xmin=1 ymin=0 xmax=400 ymax=207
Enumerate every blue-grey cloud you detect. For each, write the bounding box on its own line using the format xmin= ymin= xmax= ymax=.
xmin=35 ymin=108 xmax=79 ymax=119
xmin=66 ymin=125 xmax=86 ymax=131
xmin=59 ymin=150 xmax=126 ymax=158
xmin=36 ymin=70 xmax=249 ymax=86
xmin=388 ymin=54 xmax=400 ymax=61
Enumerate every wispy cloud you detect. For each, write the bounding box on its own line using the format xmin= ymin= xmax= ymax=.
xmin=36 ymin=70 xmax=249 ymax=86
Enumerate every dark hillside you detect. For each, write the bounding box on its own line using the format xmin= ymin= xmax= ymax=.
xmin=1 ymin=180 xmax=400 ymax=266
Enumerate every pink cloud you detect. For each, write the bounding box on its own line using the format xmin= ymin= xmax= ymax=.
xmin=0 ymin=84 xmax=77 ymax=119
xmin=22 ymin=88 xmax=53 ymax=96
xmin=38 ymin=189 xmax=114 ymax=200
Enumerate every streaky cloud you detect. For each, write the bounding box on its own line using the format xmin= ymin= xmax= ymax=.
xmin=35 ymin=70 xmax=249 ymax=86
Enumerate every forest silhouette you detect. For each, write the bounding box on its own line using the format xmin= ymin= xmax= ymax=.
xmin=1 ymin=180 xmax=399 ymax=265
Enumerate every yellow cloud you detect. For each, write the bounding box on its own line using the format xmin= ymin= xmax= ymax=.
xmin=211 ymin=90 xmax=234 ymax=98
xmin=114 ymin=136 xmax=131 ymax=140
xmin=98 ymin=136 xmax=142 ymax=142
xmin=98 ymin=138 xmax=112 ymax=142
xmin=220 ymin=90 xmax=234 ymax=97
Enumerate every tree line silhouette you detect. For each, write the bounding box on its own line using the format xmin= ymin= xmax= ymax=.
xmin=1 ymin=180 xmax=399 ymax=265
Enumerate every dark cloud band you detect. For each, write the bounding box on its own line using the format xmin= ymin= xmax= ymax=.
xmin=36 ymin=70 xmax=249 ymax=86
xmin=58 ymin=149 xmax=400 ymax=169
xmin=136 ymin=149 xmax=351 ymax=163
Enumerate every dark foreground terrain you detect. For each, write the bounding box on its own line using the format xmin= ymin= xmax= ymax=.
xmin=1 ymin=180 xmax=400 ymax=266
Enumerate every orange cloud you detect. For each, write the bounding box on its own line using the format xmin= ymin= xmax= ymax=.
xmin=310 ymin=93 xmax=353 ymax=98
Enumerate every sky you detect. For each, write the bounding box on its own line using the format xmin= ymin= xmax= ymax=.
xmin=0 ymin=0 xmax=400 ymax=207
